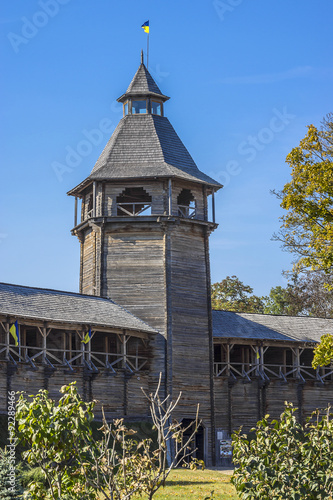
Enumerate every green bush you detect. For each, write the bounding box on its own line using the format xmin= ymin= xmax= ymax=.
xmin=231 ymin=403 xmax=333 ymax=500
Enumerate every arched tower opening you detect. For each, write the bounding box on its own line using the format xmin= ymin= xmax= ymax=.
xmin=116 ymin=187 xmax=152 ymax=216
xmin=177 ymin=188 xmax=196 ymax=219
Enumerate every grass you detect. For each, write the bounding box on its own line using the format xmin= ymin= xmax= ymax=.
xmin=132 ymin=468 xmax=239 ymax=500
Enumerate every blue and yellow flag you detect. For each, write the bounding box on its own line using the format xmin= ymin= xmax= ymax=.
xmin=82 ymin=328 xmax=92 ymax=344
xmin=10 ymin=321 xmax=19 ymax=346
xmin=256 ymin=350 xmax=260 ymax=360
xmin=141 ymin=21 xmax=149 ymax=34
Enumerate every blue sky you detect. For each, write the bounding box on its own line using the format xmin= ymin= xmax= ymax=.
xmin=1 ymin=0 xmax=332 ymax=297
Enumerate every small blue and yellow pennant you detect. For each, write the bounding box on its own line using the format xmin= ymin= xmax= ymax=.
xmin=141 ymin=21 xmax=149 ymax=34
xmin=10 ymin=321 xmax=19 ymax=346
xmin=82 ymin=328 xmax=92 ymax=344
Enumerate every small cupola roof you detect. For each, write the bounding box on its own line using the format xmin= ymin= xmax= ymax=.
xmin=117 ymin=51 xmax=170 ymax=103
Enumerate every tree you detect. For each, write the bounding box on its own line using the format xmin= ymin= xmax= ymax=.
xmin=312 ymin=333 xmax=333 ymax=369
xmin=231 ymin=403 xmax=333 ymax=499
xmin=264 ymin=284 xmax=298 ymax=316
xmin=264 ymin=271 xmax=333 ymax=318
xmin=273 ymin=113 xmax=333 ymax=275
xmin=211 ymin=275 xmax=266 ymax=313
xmin=16 ymin=378 xmax=200 ymax=500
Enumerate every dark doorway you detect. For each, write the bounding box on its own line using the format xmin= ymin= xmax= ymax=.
xmin=181 ymin=418 xmax=205 ymax=462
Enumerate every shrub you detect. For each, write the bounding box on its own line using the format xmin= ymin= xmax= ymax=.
xmin=231 ymin=403 xmax=333 ymax=500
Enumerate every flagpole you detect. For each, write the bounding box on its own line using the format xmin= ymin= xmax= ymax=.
xmin=147 ymin=32 xmax=149 ymax=69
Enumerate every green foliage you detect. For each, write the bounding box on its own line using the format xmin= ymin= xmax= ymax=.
xmin=274 ymin=113 xmax=333 ymax=276
xmin=264 ymin=285 xmax=295 ymax=315
xmin=0 ymin=449 xmax=23 ymax=499
xmin=211 ymin=275 xmax=266 ymax=313
xmin=264 ymin=271 xmax=333 ymax=317
xmin=16 ymin=380 xmax=200 ymax=500
xmin=231 ymin=403 xmax=333 ymax=499
xmin=312 ymin=333 xmax=333 ymax=368
xmin=16 ymin=382 xmax=97 ymax=499
xmin=19 ymin=466 xmax=47 ymax=489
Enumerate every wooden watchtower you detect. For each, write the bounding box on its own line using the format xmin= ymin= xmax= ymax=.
xmin=68 ymin=55 xmax=222 ymax=463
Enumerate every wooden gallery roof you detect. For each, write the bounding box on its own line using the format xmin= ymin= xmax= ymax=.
xmin=212 ymin=310 xmax=333 ymax=344
xmin=0 ymin=282 xmax=157 ymax=336
xmin=68 ymin=61 xmax=221 ymax=197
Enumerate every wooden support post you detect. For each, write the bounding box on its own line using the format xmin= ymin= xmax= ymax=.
xmin=5 ymin=321 xmax=9 ymax=360
xmin=226 ymin=344 xmax=230 ymax=376
xmin=81 ymin=333 xmax=85 ymax=365
xmin=212 ymin=190 xmax=216 ymax=224
xmin=93 ymin=182 xmax=96 ymax=217
xmin=168 ymin=179 xmax=172 ymax=215
xmin=295 ymin=348 xmax=300 ymax=379
xmin=260 ymin=346 xmax=264 ymax=371
xmin=42 ymin=326 xmax=47 ymax=364
xmin=203 ymin=185 xmax=208 ymax=221
xmin=104 ymin=336 xmax=108 ymax=366
xmin=282 ymin=349 xmax=287 ymax=375
xmin=74 ymin=197 xmax=78 ymax=227
xmin=255 ymin=346 xmax=260 ymax=376
xmin=62 ymin=332 xmax=66 ymax=362
xmin=121 ymin=330 xmax=127 ymax=368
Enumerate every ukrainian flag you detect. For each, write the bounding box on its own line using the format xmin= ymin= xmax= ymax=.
xmin=10 ymin=321 xmax=19 ymax=346
xmin=82 ymin=328 xmax=92 ymax=344
xmin=141 ymin=21 xmax=149 ymax=33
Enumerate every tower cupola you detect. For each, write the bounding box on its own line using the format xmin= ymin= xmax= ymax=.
xmin=117 ymin=51 xmax=169 ymax=117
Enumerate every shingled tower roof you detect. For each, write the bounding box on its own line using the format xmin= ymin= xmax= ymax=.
xmin=117 ymin=53 xmax=168 ymax=102
xmin=68 ymin=58 xmax=221 ymax=196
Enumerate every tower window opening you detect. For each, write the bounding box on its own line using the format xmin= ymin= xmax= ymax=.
xmin=132 ymin=100 xmax=147 ymax=114
xmin=177 ymin=189 xmax=196 ymax=219
xmin=151 ymin=100 xmax=162 ymax=116
xmin=116 ymin=187 xmax=152 ymax=216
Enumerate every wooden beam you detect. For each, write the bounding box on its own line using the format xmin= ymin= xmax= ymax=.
xmin=74 ymin=196 xmax=78 ymax=227
xmin=93 ymin=181 xmax=96 ymax=217
xmin=168 ymin=179 xmax=172 ymax=216
xmin=212 ymin=190 xmax=215 ymax=224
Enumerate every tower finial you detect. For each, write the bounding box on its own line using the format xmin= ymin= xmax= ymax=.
xmin=141 ymin=49 xmax=144 ymax=64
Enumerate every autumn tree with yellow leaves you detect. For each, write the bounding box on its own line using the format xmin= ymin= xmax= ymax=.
xmin=274 ymin=113 xmax=333 ymax=275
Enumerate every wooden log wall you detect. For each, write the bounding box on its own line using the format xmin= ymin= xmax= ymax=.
xmin=167 ymin=222 xmax=213 ymax=462
xmin=214 ymin=377 xmax=333 ymax=436
xmin=0 ymin=363 xmax=151 ymax=421
xmin=81 ymin=227 xmax=97 ymax=295
xmin=103 ymin=222 xmax=167 ymax=383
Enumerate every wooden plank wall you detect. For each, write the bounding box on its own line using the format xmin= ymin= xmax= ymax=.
xmin=169 ymin=223 xmax=213 ymax=453
xmin=214 ymin=377 xmax=333 ymax=434
xmin=1 ymin=364 xmax=151 ymax=421
xmin=81 ymin=227 xmax=96 ymax=295
xmin=103 ymin=224 xmax=167 ymax=381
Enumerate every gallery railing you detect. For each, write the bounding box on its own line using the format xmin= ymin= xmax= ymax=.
xmin=117 ymin=202 xmax=152 ymax=216
xmin=0 ymin=343 xmax=148 ymax=374
xmin=214 ymin=361 xmax=333 ymax=383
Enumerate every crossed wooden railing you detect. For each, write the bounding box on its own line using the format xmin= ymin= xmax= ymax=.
xmin=214 ymin=361 xmax=333 ymax=383
xmin=0 ymin=343 xmax=148 ymax=374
